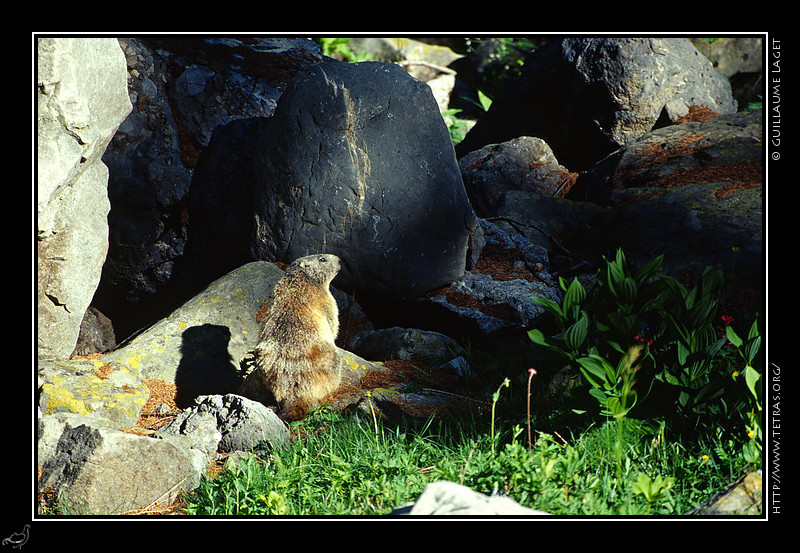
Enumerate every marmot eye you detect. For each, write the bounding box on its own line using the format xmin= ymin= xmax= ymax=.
xmin=319 ymin=256 xmax=326 ymax=262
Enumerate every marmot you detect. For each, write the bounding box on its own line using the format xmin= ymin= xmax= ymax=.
xmin=239 ymin=254 xmax=343 ymax=421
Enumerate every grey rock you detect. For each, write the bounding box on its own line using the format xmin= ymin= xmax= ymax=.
xmin=420 ymin=219 xmax=561 ymax=337
xmin=37 ymin=356 xmax=151 ymax=429
xmin=71 ymin=306 xmax=116 ymax=357
xmin=457 ymin=37 xmax=737 ymax=170
xmin=430 ymin=271 xmax=561 ymax=334
xmin=480 ymin=218 xmax=552 ymax=272
xmin=348 ymin=327 xmax=465 ymax=365
xmin=392 ymin=481 xmax=548 ymax=516
xmin=459 ymin=136 xmax=577 ymax=217
xmin=688 ymin=471 xmax=762 ymax=515
xmin=577 ymin=109 xmax=763 ymax=203
xmin=37 ymin=37 xmax=132 ymax=359
xmin=251 ymin=60 xmax=481 ymax=299
xmin=38 ymin=419 xmax=204 ymax=515
xmin=494 ymin=189 xmax=605 ymax=261
xmin=159 ymin=394 xmax=290 ymax=454
xmin=38 ymin=412 xmax=107 ymax=469
xmin=38 ymin=261 xmax=284 ymax=425
xmin=573 ymin=110 xmax=763 ymax=290
xmin=159 ymin=409 xmax=222 ymax=457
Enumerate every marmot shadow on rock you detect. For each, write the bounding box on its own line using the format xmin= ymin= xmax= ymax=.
xmin=239 ymin=254 xmax=342 ymax=421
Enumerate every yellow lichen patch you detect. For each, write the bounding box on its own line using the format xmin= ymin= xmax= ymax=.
xmin=114 ymin=389 xmax=148 ymax=406
xmin=124 ymin=351 xmax=146 ymax=370
xmin=40 ymin=383 xmax=90 ymax=416
xmin=341 ymin=354 xmax=369 ymax=372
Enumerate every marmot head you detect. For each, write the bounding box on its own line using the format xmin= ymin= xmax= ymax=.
xmin=291 ymin=254 xmax=341 ymax=287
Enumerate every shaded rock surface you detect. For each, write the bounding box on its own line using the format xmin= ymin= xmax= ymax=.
xmin=251 ymin=59 xmax=481 ymax=299
xmin=456 ymin=37 xmax=737 ymax=170
xmin=459 ymin=136 xmax=578 ymax=216
xmin=348 ymin=326 xmax=465 ymax=365
xmin=570 ymin=109 xmax=763 ymax=289
xmin=95 ymin=37 xmax=322 ymax=340
xmin=576 ymin=109 xmax=762 ymax=203
xmin=418 ymin=219 xmax=561 ymax=337
xmin=71 ymin=306 xmax=117 ymax=357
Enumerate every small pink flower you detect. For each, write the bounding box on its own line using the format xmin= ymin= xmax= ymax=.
xmin=528 ymin=367 xmax=537 ymax=377
xmin=721 ymin=314 xmax=734 ymax=326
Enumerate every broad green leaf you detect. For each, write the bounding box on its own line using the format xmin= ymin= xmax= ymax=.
xmin=745 ymin=335 xmax=762 ymax=365
xmin=577 ymin=356 xmax=609 ymax=388
xmin=562 ymin=278 xmax=586 ymax=317
xmin=744 ymin=364 xmax=762 ymax=402
xmin=532 ymin=295 xmax=564 ymax=320
xmin=634 ymin=255 xmax=663 ymax=284
xmin=619 ymin=277 xmax=637 ymax=306
xmin=684 ymin=286 xmax=697 ymax=310
xmin=748 ymin=318 xmax=760 ymax=341
xmin=527 ymin=328 xmax=569 ymax=359
xmin=564 ymin=312 xmax=589 ymax=351
xmin=527 ymin=328 xmax=547 ymax=345
xmin=725 ymin=325 xmax=743 ymax=348
xmin=677 ymin=341 xmax=689 ymax=365
xmin=588 ymin=387 xmax=608 ymax=411
xmin=477 ymin=89 xmax=492 ymax=112
xmin=706 ymin=337 xmax=727 ymax=358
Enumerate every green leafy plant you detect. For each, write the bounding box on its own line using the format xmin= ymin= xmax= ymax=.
xmin=576 ymin=345 xmax=645 ymax=421
xmin=316 ymin=38 xmax=371 ymax=62
xmin=726 ymin=318 xmax=763 ymax=465
xmin=592 ymin=249 xmax=665 ymax=348
xmin=528 ymin=275 xmax=590 ymax=362
xmin=576 ymin=344 xmax=648 ymax=478
xmin=632 ymin=472 xmax=675 ymax=512
xmin=529 ymin=248 xmax=762 ymax=434
xmin=530 ymin=249 xmax=663 ymax=419
xmin=654 ymin=268 xmax=728 ymax=419
xmin=462 ymin=37 xmax=541 ymax=99
xmin=442 ymin=108 xmax=469 ymax=145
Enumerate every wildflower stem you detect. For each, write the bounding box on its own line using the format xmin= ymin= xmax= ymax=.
xmin=491 ymin=378 xmax=510 ymax=457
xmin=527 ymin=368 xmax=537 ymax=452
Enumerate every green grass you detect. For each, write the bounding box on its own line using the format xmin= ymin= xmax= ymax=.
xmin=180 ymin=406 xmax=754 ymax=516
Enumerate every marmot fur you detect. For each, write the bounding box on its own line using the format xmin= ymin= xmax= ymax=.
xmin=239 ymin=254 xmax=342 ymax=421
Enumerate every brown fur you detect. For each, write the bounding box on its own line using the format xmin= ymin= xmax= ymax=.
xmin=239 ymin=254 xmax=342 ymax=421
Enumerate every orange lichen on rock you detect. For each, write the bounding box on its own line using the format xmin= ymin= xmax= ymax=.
xmin=137 ymin=379 xmax=180 ymax=430
xmin=675 ymin=105 xmax=721 ymax=124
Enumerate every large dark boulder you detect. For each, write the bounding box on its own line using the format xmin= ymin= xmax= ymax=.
xmin=456 ymin=37 xmax=737 ymax=171
xmin=571 ymin=110 xmax=763 ymax=290
xmin=96 ymin=37 xmax=320 ymax=340
xmin=251 ymin=60 xmax=481 ymax=299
